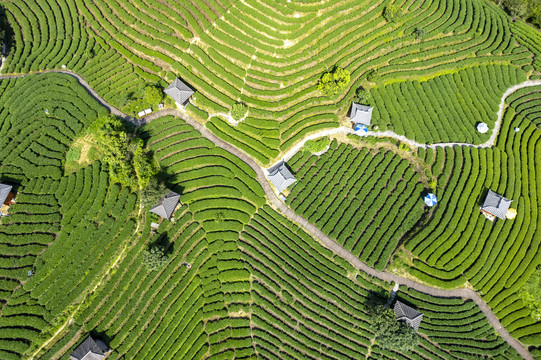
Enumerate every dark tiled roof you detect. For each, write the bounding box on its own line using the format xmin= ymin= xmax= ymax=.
xmin=69 ymin=336 xmax=108 ymax=360
xmin=350 ymin=103 xmax=373 ymax=126
xmin=394 ymin=301 xmax=423 ymax=332
xmin=164 ymin=78 xmax=194 ymax=105
xmin=267 ymin=161 xmax=297 ymax=193
xmin=0 ymin=183 xmax=12 ymax=205
xmin=150 ymin=191 xmax=180 ymax=220
xmin=481 ymin=189 xmax=512 ymax=220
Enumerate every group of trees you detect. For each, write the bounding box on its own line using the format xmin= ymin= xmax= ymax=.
xmin=90 ymin=116 xmax=158 ymax=191
xmin=495 ymin=0 xmax=541 ymax=27
xmin=122 ymin=85 xmax=165 ymax=115
xmin=369 ymin=305 xmax=418 ymax=351
xmin=519 ymin=266 xmax=541 ymax=320
xmin=318 ymin=67 xmax=350 ymax=96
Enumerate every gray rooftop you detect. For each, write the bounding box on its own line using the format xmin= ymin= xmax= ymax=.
xmin=69 ymin=336 xmax=108 ymax=360
xmin=350 ymin=103 xmax=373 ymax=126
xmin=164 ymin=78 xmax=194 ymax=106
xmin=394 ymin=301 xmax=423 ymax=332
xmin=481 ymin=189 xmax=512 ymax=220
xmin=150 ymin=191 xmax=180 ymax=220
xmin=267 ymin=161 xmax=297 ymax=194
xmin=0 ymin=183 xmax=12 ymax=205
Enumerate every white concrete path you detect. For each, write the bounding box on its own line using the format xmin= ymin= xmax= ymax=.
xmin=271 ymin=80 xmax=541 ymax=169
xmin=0 ymin=70 xmax=534 ymax=360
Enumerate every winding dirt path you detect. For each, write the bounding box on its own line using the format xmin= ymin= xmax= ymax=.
xmin=276 ymin=79 xmax=541 ymax=166
xmin=145 ymin=110 xmax=533 ymax=360
xmin=0 ymin=70 xmax=534 ymax=360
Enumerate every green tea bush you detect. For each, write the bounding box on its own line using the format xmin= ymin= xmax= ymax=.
xmin=231 ymin=102 xmax=248 ymax=121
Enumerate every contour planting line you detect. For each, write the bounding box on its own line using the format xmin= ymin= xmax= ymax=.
xmin=142 ymin=108 xmax=534 ymax=360
xmin=272 ymin=79 xmax=541 ymax=168
xmin=0 ymin=70 xmax=533 ymax=360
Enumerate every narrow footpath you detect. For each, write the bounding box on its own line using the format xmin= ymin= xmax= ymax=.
xmin=277 ymin=79 xmax=541 ymax=166
xmin=0 ymin=70 xmax=534 ymax=360
xmin=144 ymin=110 xmax=533 ymax=360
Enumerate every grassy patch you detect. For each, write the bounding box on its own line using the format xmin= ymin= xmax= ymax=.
xmin=65 ymin=135 xmax=102 ymax=174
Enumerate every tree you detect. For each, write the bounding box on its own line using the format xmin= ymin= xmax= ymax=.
xmin=369 ymin=305 xmax=418 ymax=352
xmin=354 ymin=87 xmax=371 ymax=104
xmin=231 ymin=102 xmax=248 ymax=121
xmin=144 ymin=86 xmax=163 ymax=107
xmin=317 ymin=67 xmax=351 ymax=97
xmin=304 ymin=137 xmax=330 ymax=153
xmin=141 ymin=178 xmax=167 ymax=208
xmin=133 ymin=139 xmax=158 ymax=188
xmin=367 ymin=69 xmax=380 ymax=82
xmin=142 ymin=246 xmax=170 ymax=272
xmin=214 ymin=210 xmax=225 ymax=223
xmin=89 ymin=116 xmax=158 ymax=191
xmin=502 ymin=0 xmax=529 ymax=17
xmin=519 ymin=265 xmax=541 ymax=320
xmin=415 ymin=28 xmax=426 ymax=40
xmin=383 ymin=5 xmax=400 ymax=22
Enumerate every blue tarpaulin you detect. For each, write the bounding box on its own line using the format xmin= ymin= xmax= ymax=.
xmin=355 ymin=124 xmax=368 ymax=134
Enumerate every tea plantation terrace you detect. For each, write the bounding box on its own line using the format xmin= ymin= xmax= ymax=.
xmin=0 ymin=71 xmax=534 ymax=360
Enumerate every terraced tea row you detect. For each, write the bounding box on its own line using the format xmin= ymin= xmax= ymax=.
xmin=0 ymin=163 xmax=138 ymax=360
xmin=1 ymin=1 xmax=148 ymax=109
xmin=0 ymin=73 xmax=107 ymax=182
xmin=239 ymin=206 xmax=521 ymax=359
xmin=2 ymin=0 xmax=538 ymax=162
xmin=287 ymin=140 xmax=425 ymax=270
xmin=404 ymin=90 xmax=541 ymax=348
xmin=370 ymin=65 xmax=526 ymax=144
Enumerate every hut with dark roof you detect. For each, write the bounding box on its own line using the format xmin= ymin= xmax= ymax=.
xmin=164 ymin=78 xmax=194 ymax=107
xmin=0 ymin=183 xmax=12 ymax=206
xmin=150 ymin=191 xmax=181 ymax=220
xmin=393 ymin=301 xmax=423 ymax=331
xmin=69 ymin=336 xmax=109 ymax=360
xmin=349 ymin=103 xmax=373 ymax=126
xmin=267 ymin=161 xmax=297 ymax=194
xmin=481 ymin=189 xmax=512 ymax=221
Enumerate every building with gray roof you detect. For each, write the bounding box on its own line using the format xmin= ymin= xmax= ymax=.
xmin=164 ymin=78 xmax=194 ymax=106
xmin=394 ymin=301 xmax=423 ymax=331
xmin=349 ymin=103 xmax=373 ymax=126
xmin=481 ymin=189 xmax=512 ymax=220
xmin=0 ymin=184 xmax=12 ymax=206
xmin=150 ymin=191 xmax=181 ymax=220
xmin=267 ymin=161 xmax=297 ymax=194
xmin=70 ymin=336 xmax=109 ymax=360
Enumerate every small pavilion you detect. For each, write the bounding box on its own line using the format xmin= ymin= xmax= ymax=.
xmin=70 ymin=336 xmax=109 ymax=360
xmin=150 ymin=191 xmax=181 ymax=220
xmin=480 ymin=189 xmax=512 ymax=221
xmin=0 ymin=183 xmax=13 ymax=206
xmin=394 ymin=301 xmax=423 ymax=331
xmin=0 ymin=183 xmax=14 ymax=216
xmin=267 ymin=161 xmax=297 ymax=194
xmin=164 ymin=78 xmax=194 ymax=107
xmin=349 ymin=103 xmax=373 ymax=126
